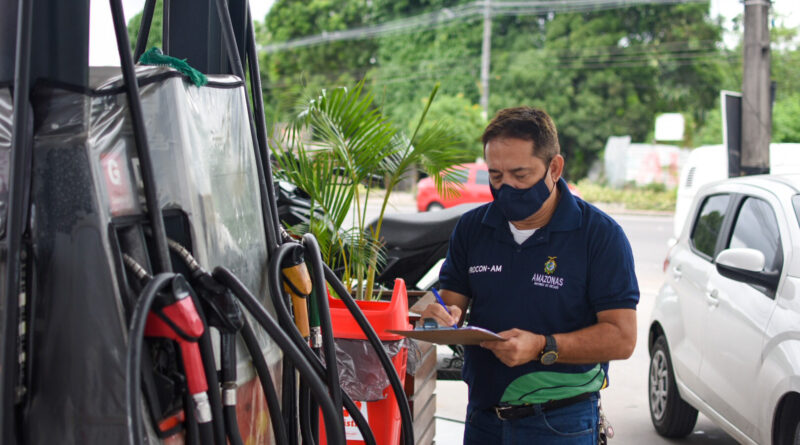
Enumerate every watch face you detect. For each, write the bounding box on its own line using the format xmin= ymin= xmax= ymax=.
xmin=541 ymin=351 xmax=558 ymax=365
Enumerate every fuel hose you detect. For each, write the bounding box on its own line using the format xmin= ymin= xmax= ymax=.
xmin=219 ymin=333 xmax=245 ymax=445
xmin=126 ymin=273 xmax=175 ymax=445
xmin=238 ymin=318 xmax=289 ymax=445
xmin=322 ymin=263 xmax=415 ymax=445
xmin=212 ymin=267 xmax=346 ymax=445
xmin=257 ymin=244 xmax=378 ymax=445
xmin=268 ymin=243 xmax=346 ymax=428
xmin=218 ymin=266 xmax=375 ymax=445
xmin=165 ymin=239 xmax=286 ymax=445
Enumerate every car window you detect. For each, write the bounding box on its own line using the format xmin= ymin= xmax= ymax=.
xmin=728 ymin=197 xmax=783 ymax=277
xmin=793 ymin=195 xmax=800 ymax=228
xmin=444 ymin=168 xmax=468 ymax=184
xmin=475 ymin=169 xmax=490 ymax=185
xmin=690 ymin=194 xmax=730 ymax=259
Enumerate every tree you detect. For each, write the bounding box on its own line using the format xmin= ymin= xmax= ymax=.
xmin=410 ymin=93 xmax=486 ymax=160
xmin=126 ymin=0 xmax=163 ymax=54
xmin=261 ymin=0 xmax=377 ymax=121
xmin=367 ymin=1 xmax=482 ymax=130
xmin=490 ymin=3 xmax=729 ymax=178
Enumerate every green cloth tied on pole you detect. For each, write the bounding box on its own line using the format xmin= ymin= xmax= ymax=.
xmin=138 ymin=47 xmax=208 ymax=86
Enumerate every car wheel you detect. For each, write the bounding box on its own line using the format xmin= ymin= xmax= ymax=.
xmin=793 ymin=420 xmax=800 ymax=445
xmin=427 ymin=202 xmax=444 ymax=211
xmin=649 ymin=336 xmax=698 ymax=438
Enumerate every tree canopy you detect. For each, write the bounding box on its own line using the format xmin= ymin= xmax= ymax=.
xmin=125 ymin=1 xmax=800 ymax=179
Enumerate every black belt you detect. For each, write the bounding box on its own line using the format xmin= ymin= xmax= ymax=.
xmin=492 ymin=392 xmax=596 ymax=420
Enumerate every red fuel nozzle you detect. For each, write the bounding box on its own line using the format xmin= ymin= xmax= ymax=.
xmin=145 ymin=276 xmax=208 ymax=397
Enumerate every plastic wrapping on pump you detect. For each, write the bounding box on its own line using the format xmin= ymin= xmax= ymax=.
xmin=26 ymin=66 xmax=279 ymax=444
xmin=332 ymin=338 xmax=420 ymax=401
xmin=0 ymin=86 xmax=10 ymax=237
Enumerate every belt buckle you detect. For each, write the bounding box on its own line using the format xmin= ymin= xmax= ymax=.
xmin=494 ymin=405 xmax=513 ymax=420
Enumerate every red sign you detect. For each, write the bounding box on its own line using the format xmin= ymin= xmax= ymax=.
xmin=100 ymin=150 xmax=137 ymax=216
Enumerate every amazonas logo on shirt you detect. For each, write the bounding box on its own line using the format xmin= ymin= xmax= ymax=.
xmin=532 ymin=256 xmax=564 ymax=289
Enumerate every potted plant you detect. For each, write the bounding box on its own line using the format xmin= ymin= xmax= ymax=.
xmin=270 ymin=80 xmax=472 ymax=300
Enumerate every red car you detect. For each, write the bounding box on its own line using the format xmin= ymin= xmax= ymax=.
xmin=416 ymin=162 xmax=492 ymax=212
xmin=416 ymin=162 xmax=582 ymax=212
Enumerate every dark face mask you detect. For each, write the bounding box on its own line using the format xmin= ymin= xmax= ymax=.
xmin=490 ymin=167 xmax=553 ymax=221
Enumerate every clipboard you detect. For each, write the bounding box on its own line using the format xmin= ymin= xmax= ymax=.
xmin=386 ymin=326 xmax=506 ymax=345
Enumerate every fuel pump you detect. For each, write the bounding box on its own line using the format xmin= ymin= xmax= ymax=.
xmin=2 ymin=0 xmax=418 ymax=444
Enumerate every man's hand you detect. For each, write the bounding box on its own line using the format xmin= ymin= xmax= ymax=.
xmin=480 ymin=328 xmax=545 ymax=367
xmin=418 ymin=302 xmax=462 ymax=328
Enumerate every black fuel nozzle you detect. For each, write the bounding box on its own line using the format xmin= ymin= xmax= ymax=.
xmin=192 ymin=272 xmax=244 ymax=334
xmin=164 ymin=238 xmax=244 ymax=334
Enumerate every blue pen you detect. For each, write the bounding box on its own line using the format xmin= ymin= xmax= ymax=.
xmin=432 ymin=288 xmax=458 ymax=328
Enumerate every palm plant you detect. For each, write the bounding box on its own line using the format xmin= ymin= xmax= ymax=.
xmin=271 ymin=81 xmax=472 ymax=300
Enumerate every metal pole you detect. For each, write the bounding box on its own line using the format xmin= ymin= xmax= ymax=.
xmin=109 ymin=0 xmax=173 ymax=274
xmin=480 ymin=0 xmax=492 ymax=119
xmin=740 ymin=0 xmax=771 ymax=175
xmin=2 ymin=0 xmax=34 ymax=442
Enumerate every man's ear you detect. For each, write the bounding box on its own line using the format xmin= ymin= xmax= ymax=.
xmin=549 ymin=155 xmax=565 ymax=181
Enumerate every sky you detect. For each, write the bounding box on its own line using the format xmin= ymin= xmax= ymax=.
xmin=89 ymin=0 xmax=797 ymax=66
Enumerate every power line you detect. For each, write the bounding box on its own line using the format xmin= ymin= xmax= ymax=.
xmin=259 ymin=0 xmax=709 ymax=54
xmin=261 ymin=42 xmax=736 ymax=90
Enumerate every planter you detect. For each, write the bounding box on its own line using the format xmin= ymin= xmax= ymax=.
xmin=320 ymin=279 xmax=411 ymax=445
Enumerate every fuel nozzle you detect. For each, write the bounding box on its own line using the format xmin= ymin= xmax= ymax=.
xmin=144 ymin=275 xmax=211 ymax=424
xmin=281 ymin=244 xmax=313 ymax=339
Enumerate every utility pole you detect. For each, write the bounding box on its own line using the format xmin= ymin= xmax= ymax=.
xmin=740 ymin=0 xmax=771 ymax=175
xmin=480 ymin=0 xmax=491 ymax=120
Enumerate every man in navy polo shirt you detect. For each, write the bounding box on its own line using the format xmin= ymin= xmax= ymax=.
xmin=420 ymin=106 xmax=639 ymax=444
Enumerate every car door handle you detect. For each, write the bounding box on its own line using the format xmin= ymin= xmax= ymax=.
xmin=672 ymin=266 xmax=682 ymax=280
xmin=705 ymin=288 xmax=719 ymax=307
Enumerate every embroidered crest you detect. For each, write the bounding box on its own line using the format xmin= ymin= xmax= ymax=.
xmin=544 ymin=256 xmax=557 ymax=275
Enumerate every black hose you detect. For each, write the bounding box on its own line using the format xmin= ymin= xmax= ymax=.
xmin=245 ymin=308 xmax=377 ymax=445
xmin=198 ymin=420 xmax=215 ymax=445
xmin=269 ymin=243 xmax=350 ymax=437
xmin=109 ymin=0 xmax=172 ymax=274
xmin=282 ymin=356 xmax=298 ymax=445
xmin=220 ymin=333 xmax=245 ymax=445
xmin=213 ymin=267 xmax=346 ymax=445
xmin=244 ymin=5 xmax=282 ymax=238
xmin=302 ymin=235 xmax=344 ymax=419
xmin=268 ymin=245 xmax=302 ymax=445
xmin=183 ymin=391 xmax=200 ymax=445
xmin=239 ymin=319 xmax=289 ymax=445
xmin=223 ymin=405 xmax=244 ymax=445
xmin=322 ymin=264 xmax=415 ymax=445
xmin=299 ymin=381 xmax=316 ymax=445
xmin=126 ymin=273 xmax=175 ymax=445
xmin=195 ymin=311 xmax=228 ymax=445
xmin=265 ymin=243 xmax=377 ymax=445
xmin=133 ymin=0 xmax=157 ymax=61
xmin=161 ymin=0 xmax=170 ymax=52
xmin=212 ymin=0 xmax=280 ymax=253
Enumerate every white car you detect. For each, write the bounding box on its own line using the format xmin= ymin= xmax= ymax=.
xmin=648 ymin=174 xmax=800 ymax=445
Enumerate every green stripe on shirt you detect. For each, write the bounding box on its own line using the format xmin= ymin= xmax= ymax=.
xmin=500 ymin=364 xmax=605 ymax=405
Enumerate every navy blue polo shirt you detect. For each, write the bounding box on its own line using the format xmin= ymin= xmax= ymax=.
xmin=439 ymin=178 xmax=639 ymax=410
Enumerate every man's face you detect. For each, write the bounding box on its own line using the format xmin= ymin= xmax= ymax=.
xmin=485 ymin=137 xmax=552 ymax=190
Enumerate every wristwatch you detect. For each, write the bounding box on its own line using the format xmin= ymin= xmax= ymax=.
xmin=539 ymin=335 xmax=558 ymax=365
